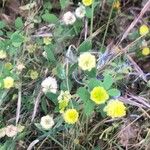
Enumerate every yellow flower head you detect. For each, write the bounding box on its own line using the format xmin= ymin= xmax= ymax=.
xmin=59 ymin=99 xmax=69 ymax=113
xmin=113 ymin=0 xmax=121 ymax=10
xmin=58 ymin=91 xmax=71 ymax=113
xmin=58 ymin=91 xmax=71 ymax=102
xmin=142 ymin=47 xmax=150 ymax=56
xmin=104 ymin=99 xmax=126 ymax=118
xmin=3 ymin=76 xmax=14 ymax=89
xmin=0 ymin=50 xmax=7 ymax=59
xmin=82 ymin=0 xmax=93 ymax=6
xmin=30 ymin=70 xmax=39 ymax=80
xmin=5 ymin=62 xmax=13 ymax=70
xmin=90 ymin=86 xmax=109 ymax=104
xmin=139 ymin=24 xmax=149 ymax=36
xmin=63 ymin=109 xmax=79 ymax=124
xmin=43 ymin=37 xmax=52 ymax=45
xmin=78 ymin=52 xmax=96 ymax=71
xmin=27 ymin=44 xmax=37 ymax=53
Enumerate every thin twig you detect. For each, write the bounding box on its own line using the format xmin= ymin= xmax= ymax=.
xmin=31 ymin=90 xmax=43 ymax=122
xmin=118 ymin=0 xmax=150 ymax=44
xmin=16 ymin=85 xmax=22 ymax=124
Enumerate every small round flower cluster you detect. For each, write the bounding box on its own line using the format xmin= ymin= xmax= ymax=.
xmin=139 ymin=24 xmax=150 ymax=56
xmin=113 ymin=0 xmax=121 ymax=10
xmin=0 ymin=50 xmax=7 ymax=59
xmin=78 ymin=52 xmax=96 ymax=71
xmin=40 ymin=115 xmax=54 ymax=130
xmin=63 ymin=109 xmax=79 ymax=124
xmin=90 ymin=86 xmax=126 ymax=118
xmin=104 ymin=99 xmax=126 ymax=118
xmin=3 ymin=76 xmax=14 ymax=89
xmin=43 ymin=37 xmax=52 ymax=45
xmin=77 ymin=52 xmax=126 ymax=118
xmin=0 ymin=124 xmax=24 ymax=139
xmin=30 ymin=70 xmax=39 ymax=80
xmin=142 ymin=47 xmax=150 ymax=56
xmin=0 ymin=49 xmax=15 ymax=89
xmin=58 ymin=90 xmax=72 ymax=113
xmin=62 ymin=0 xmax=93 ymax=25
xmin=41 ymin=76 xmax=57 ymax=94
xmin=58 ymin=91 xmax=79 ymax=124
xmin=62 ymin=5 xmax=86 ymax=25
xmin=139 ymin=24 xmax=149 ymax=36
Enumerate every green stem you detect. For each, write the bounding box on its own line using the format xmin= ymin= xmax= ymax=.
xmin=100 ymin=4 xmax=114 ymax=51
xmin=90 ymin=0 xmax=95 ymax=39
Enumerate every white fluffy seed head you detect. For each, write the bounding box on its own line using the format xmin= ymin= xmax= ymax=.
xmin=40 ymin=115 xmax=54 ymax=130
xmin=62 ymin=11 xmax=76 ymax=25
xmin=5 ymin=125 xmax=18 ymax=137
xmin=75 ymin=5 xmax=86 ymax=18
xmin=41 ymin=76 xmax=57 ymax=94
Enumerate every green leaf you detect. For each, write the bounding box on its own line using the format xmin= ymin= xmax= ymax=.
xmin=60 ymin=79 xmax=72 ymax=91
xmin=56 ymin=64 xmax=66 ymax=79
xmin=34 ymin=123 xmax=43 ymax=131
xmin=128 ymin=31 xmax=139 ymax=40
xmin=15 ymin=132 xmax=27 ymax=140
xmin=44 ymin=45 xmax=56 ymax=62
xmin=77 ymin=87 xmax=90 ymax=103
xmin=60 ymin=0 xmax=69 ymax=9
xmin=84 ymin=100 xmax=95 ymax=116
xmin=77 ymin=87 xmax=95 ymax=116
xmin=96 ymin=104 xmax=107 ymax=118
xmin=0 ymin=21 xmax=5 ymax=29
xmin=88 ymin=78 xmax=103 ymax=91
xmin=43 ymin=1 xmax=52 ymax=10
xmin=41 ymin=98 xmax=48 ymax=114
xmin=78 ymin=40 xmax=92 ymax=52
xmin=15 ymin=17 xmax=24 ymax=29
xmin=0 ymin=30 xmax=3 ymax=36
xmin=86 ymin=68 xmax=96 ymax=78
xmin=108 ymin=88 xmax=121 ymax=97
xmin=68 ymin=63 xmax=78 ymax=76
xmin=42 ymin=13 xmax=58 ymax=23
xmin=0 ymin=40 xmax=5 ymax=49
xmin=46 ymin=93 xmax=58 ymax=105
xmin=103 ymin=74 xmax=113 ymax=90
xmin=85 ymin=7 xmax=92 ymax=18
xmin=11 ymin=31 xmax=24 ymax=47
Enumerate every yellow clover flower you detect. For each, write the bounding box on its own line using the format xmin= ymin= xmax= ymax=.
xmin=113 ymin=0 xmax=121 ymax=10
xmin=30 ymin=70 xmax=39 ymax=80
xmin=82 ymin=0 xmax=93 ymax=6
xmin=139 ymin=24 xmax=149 ymax=36
xmin=58 ymin=91 xmax=71 ymax=113
xmin=27 ymin=44 xmax=37 ymax=53
xmin=3 ymin=76 xmax=14 ymax=89
xmin=43 ymin=37 xmax=52 ymax=45
xmin=142 ymin=47 xmax=150 ymax=56
xmin=104 ymin=99 xmax=126 ymax=118
xmin=58 ymin=91 xmax=71 ymax=102
xmin=0 ymin=50 xmax=7 ymax=59
xmin=63 ymin=109 xmax=79 ymax=124
xmin=78 ymin=52 xmax=96 ymax=71
xmin=90 ymin=86 xmax=109 ymax=104
xmin=5 ymin=62 xmax=13 ymax=70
